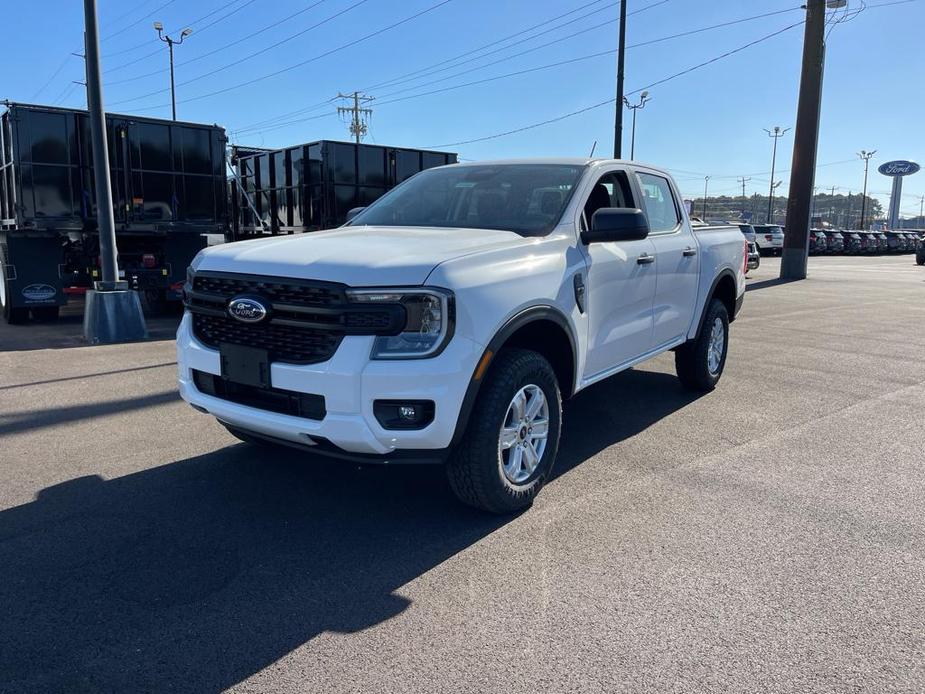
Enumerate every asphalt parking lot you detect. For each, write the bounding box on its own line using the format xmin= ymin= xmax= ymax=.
xmin=1 ymin=254 xmax=923 ymax=693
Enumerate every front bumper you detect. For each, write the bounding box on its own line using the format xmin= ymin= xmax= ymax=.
xmin=176 ymin=312 xmax=482 ymax=457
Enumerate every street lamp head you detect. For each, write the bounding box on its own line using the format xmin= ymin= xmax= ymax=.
xmin=640 ymin=91 xmax=649 ymax=100
xmin=181 ymin=28 xmax=192 ymax=37
xmin=153 ymin=21 xmax=163 ymax=31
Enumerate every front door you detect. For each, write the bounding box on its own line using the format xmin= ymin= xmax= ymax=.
xmin=580 ymin=169 xmax=657 ymax=380
xmin=636 ymin=170 xmax=700 ymax=347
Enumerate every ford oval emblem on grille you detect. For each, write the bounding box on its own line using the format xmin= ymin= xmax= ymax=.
xmin=227 ymin=296 xmax=269 ymax=323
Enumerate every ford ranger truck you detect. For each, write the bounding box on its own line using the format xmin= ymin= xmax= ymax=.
xmin=177 ymin=159 xmax=747 ymax=513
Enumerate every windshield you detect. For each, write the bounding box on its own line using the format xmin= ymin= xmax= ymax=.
xmin=346 ymin=163 xmax=586 ymax=236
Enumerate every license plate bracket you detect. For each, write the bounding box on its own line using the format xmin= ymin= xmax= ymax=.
xmin=220 ymin=343 xmax=271 ymax=389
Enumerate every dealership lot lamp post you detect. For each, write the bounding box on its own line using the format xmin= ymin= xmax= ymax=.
xmin=764 ymin=126 xmax=790 ymax=223
xmin=624 ymin=91 xmax=650 ymax=160
xmin=81 ymin=0 xmax=147 ymax=343
xmin=154 ymin=22 xmax=192 ymax=121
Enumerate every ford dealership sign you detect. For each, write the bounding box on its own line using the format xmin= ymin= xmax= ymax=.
xmin=878 ymin=160 xmax=920 ymax=177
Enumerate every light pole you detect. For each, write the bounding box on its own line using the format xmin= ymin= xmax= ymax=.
xmin=702 ymin=176 xmax=710 ymax=220
xmin=858 ymin=149 xmax=876 ymax=231
xmin=623 ymin=91 xmax=650 ymax=160
xmin=769 ymin=181 xmax=782 ymax=224
xmin=764 ymin=126 xmax=791 ymax=223
xmin=154 ymin=22 xmax=192 ymax=121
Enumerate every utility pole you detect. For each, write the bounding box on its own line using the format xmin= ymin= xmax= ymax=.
xmin=781 ymin=0 xmax=827 ymax=280
xmin=613 ymin=0 xmax=627 ymax=158
xmin=828 ymin=185 xmax=837 ymax=225
xmin=624 ymin=91 xmax=650 ymax=160
xmin=738 ymin=176 xmax=751 ymax=220
xmin=919 ymin=194 xmax=924 ymax=224
xmin=702 ymin=176 xmax=710 ymax=220
xmin=154 ymin=22 xmax=192 ymax=121
xmin=82 ymin=0 xmax=147 ymax=343
xmin=858 ymin=149 xmax=876 ymax=231
xmin=764 ymin=126 xmax=790 ymax=223
xmin=337 ymin=91 xmax=374 ymax=144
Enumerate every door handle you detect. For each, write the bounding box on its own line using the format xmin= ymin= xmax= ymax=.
xmin=636 ymin=254 xmax=655 ymax=265
xmin=683 ymin=247 xmax=697 ymax=257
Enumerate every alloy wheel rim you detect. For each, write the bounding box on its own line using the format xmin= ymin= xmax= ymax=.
xmin=498 ymin=384 xmax=550 ymax=484
xmin=707 ymin=317 xmax=725 ymax=375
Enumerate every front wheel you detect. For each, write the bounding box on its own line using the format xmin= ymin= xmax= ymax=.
xmin=675 ymin=298 xmax=730 ymax=391
xmin=446 ymin=348 xmax=562 ymax=514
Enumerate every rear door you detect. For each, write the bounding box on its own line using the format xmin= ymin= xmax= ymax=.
xmin=636 ymin=169 xmax=699 ymax=347
xmin=579 ymin=167 xmax=657 ymax=380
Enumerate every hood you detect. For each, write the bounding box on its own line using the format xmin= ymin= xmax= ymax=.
xmin=195 ymin=225 xmax=526 ymax=286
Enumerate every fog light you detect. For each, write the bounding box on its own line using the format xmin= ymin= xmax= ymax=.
xmin=374 ymin=400 xmax=435 ymax=430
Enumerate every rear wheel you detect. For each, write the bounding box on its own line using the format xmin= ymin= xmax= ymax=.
xmin=676 ymin=298 xmax=729 ymax=391
xmin=30 ymin=306 xmax=60 ymax=322
xmin=446 ymin=348 xmax=562 ymax=514
xmin=141 ymin=288 xmax=171 ymax=316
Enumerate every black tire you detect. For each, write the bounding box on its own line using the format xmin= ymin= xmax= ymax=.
xmin=140 ymin=289 xmax=170 ymax=316
xmin=446 ymin=348 xmax=562 ymax=514
xmin=675 ymin=298 xmax=730 ymax=392
xmin=31 ymin=306 xmax=60 ymax=322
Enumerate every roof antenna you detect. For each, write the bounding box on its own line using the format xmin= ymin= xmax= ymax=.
xmin=589 ymin=140 xmax=597 ymax=158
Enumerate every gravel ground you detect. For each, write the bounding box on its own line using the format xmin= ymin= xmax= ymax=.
xmin=1 ymin=254 xmax=923 ymax=693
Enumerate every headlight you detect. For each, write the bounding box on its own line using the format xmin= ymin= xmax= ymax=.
xmin=346 ymin=288 xmax=454 ymax=359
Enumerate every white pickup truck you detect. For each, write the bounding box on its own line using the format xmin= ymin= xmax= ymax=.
xmin=177 ymin=159 xmax=746 ymax=513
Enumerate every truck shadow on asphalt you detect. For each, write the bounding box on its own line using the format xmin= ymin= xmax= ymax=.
xmin=0 ymin=369 xmax=701 ymax=693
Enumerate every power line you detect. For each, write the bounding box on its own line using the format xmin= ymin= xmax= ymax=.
xmin=111 ymin=0 xmax=452 ymax=109
xmin=103 ymin=0 xmax=259 ymax=60
xmin=232 ymin=0 xmax=624 ymax=135
xmin=100 ymin=0 xmax=180 ymax=43
xmin=106 ymin=0 xmax=319 ymax=79
xmin=238 ymin=4 xmax=799 ymax=137
xmin=424 ymin=21 xmax=804 ymax=149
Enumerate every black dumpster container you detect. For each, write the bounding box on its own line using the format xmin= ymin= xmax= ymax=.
xmin=229 ymin=140 xmax=456 ymax=240
xmin=0 ymin=102 xmax=227 ymax=323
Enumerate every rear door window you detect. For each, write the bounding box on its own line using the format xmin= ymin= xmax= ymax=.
xmin=635 ymin=172 xmax=680 ymax=233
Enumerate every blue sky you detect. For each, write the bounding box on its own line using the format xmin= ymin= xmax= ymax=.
xmin=3 ymin=0 xmax=923 ymax=216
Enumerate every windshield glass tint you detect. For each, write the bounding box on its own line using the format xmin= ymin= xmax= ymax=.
xmin=347 ymin=164 xmax=585 ymax=236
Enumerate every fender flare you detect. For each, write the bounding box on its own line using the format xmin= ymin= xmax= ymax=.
xmin=449 ymin=305 xmax=578 ymax=447
xmin=693 ymin=268 xmax=738 ymax=339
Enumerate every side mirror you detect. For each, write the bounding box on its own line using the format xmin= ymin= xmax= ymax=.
xmin=581 ymin=207 xmax=649 ymax=244
xmin=345 ymin=206 xmax=366 ymax=223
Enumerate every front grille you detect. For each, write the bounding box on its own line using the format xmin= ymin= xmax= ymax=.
xmin=193 ymin=274 xmax=342 ymax=306
xmin=187 ymin=270 xmax=405 ymax=365
xmin=193 ymin=313 xmax=343 ymax=364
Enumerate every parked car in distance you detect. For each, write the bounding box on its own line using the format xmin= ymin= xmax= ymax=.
xmin=902 ymin=232 xmax=919 ymax=252
xmin=177 ymin=158 xmax=747 ymax=513
xmin=865 ymin=232 xmax=881 ymax=253
xmin=824 ymin=230 xmax=845 ymax=254
xmin=808 ymin=230 xmax=827 ymax=255
xmin=842 ymin=231 xmax=863 ymax=254
xmin=875 ymin=232 xmax=889 ymax=253
xmin=885 ymin=231 xmax=905 ymax=253
xmin=752 ymin=224 xmax=784 ymax=255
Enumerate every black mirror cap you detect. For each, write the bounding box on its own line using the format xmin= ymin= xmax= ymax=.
xmin=582 ymin=207 xmax=650 ymax=244
xmin=345 ymin=206 xmax=366 ymax=223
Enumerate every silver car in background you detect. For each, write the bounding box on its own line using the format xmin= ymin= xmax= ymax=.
xmin=752 ymin=224 xmax=785 ymax=256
